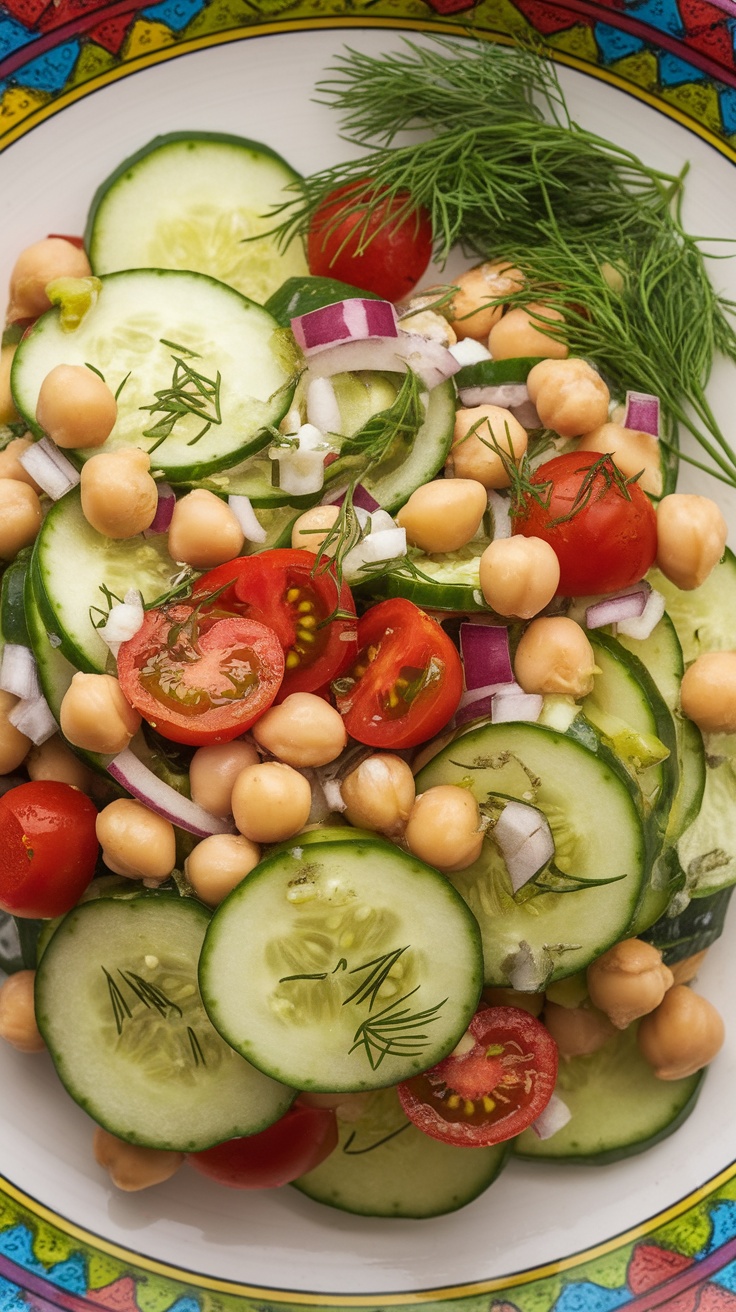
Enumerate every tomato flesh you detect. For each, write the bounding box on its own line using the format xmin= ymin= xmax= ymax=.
xmin=306 ymin=182 xmax=433 ymax=303
xmin=513 ymin=451 xmax=658 ymax=596
xmin=187 ymin=1104 xmax=338 ymax=1189
xmin=0 ymin=781 xmax=99 ymax=918
xmin=398 ymin=1006 xmax=558 ymax=1146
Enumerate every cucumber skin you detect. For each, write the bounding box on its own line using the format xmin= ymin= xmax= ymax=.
xmin=642 ymin=885 xmax=734 ymax=964
xmin=265 ymin=275 xmax=383 ymax=326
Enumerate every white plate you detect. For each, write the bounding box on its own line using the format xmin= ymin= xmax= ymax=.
xmin=1 ymin=23 xmax=736 ymax=1305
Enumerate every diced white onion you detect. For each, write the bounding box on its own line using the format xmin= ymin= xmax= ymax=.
xmin=492 ymin=687 xmax=544 ymax=725
xmin=531 ymin=1093 xmax=572 ymax=1140
xmin=321 ymin=776 xmax=346 ymax=813
xmin=270 ymin=423 xmax=327 ymax=496
xmin=458 ymin=383 xmax=529 ymax=409
xmin=228 ymin=495 xmax=267 ymax=544
xmin=0 ymin=644 xmax=40 ymax=701
xmin=99 ymin=590 xmax=145 ymax=660
xmin=493 ymin=800 xmax=554 ymax=894
xmin=369 ymin=508 xmax=398 ymax=534
xmin=307 ymin=376 xmax=342 ymax=434
xmin=8 ymin=694 xmax=57 ymax=745
xmin=18 ymin=437 xmax=79 ymax=501
xmin=506 ymin=940 xmax=544 ymax=992
xmin=615 ymin=587 xmax=666 ymax=639
xmin=487 ymin=490 xmax=512 ymax=540
xmin=108 ymin=748 xmax=235 ymax=837
xmin=449 ymin=338 xmax=492 ymax=366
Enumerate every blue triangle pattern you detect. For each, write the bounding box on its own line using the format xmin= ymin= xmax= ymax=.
xmin=594 ymin=21 xmax=646 ymax=63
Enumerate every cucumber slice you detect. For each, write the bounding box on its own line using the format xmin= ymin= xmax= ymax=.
xmin=648 ymin=549 xmax=736 ymax=660
xmin=11 ymin=269 xmax=296 ymax=482
xmin=199 ymin=838 xmax=483 ymax=1093
xmin=514 ymin=1025 xmax=704 ymax=1163
xmin=642 ymin=885 xmax=734 ymax=964
xmin=35 ymin=894 xmax=294 ymax=1150
xmin=86 ymin=132 xmax=307 ymax=303
xmin=415 ymin=722 xmax=646 ymax=988
xmin=0 ymin=549 xmax=32 ymax=646
xmin=265 ymin=275 xmax=382 ymax=326
xmin=454 ymin=356 xmax=544 ymax=389
xmin=293 ymin=1087 xmax=509 ymax=1217
xmin=358 ymin=540 xmax=489 ymax=612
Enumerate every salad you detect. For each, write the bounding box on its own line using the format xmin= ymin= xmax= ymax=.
xmin=0 ymin=36 xmax=735 ymax=1219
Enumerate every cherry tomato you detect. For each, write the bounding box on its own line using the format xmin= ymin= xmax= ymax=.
xmin=332 ymin=597 xmax=463 ymax=749
xmin=513 ymin=451 xmax=658 ymax=596
xmin=186 ymin=1104 xmax=338 ymax=1189
xmin=306 ymin=182 xmax=433 ymax=303
xmin=0 ymin=781 xmax=99 ymax=918
xmin=192 ymin=549 xmax=358 ymax=701
xmin=398 ymin=1006 xmax=558 ymax=1147
xmin=117 ymin=605 xmax=284 ymax=746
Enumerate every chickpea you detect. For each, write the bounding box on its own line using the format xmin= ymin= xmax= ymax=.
xmin=655 ymin=493 xmax=728 ymax=591
xmin=26 ymin=733 xmax=95 ymax=792
xmin=0 ymin=437 xmax=41 ymax=492
xmin=514 ymin=616 xmax=597 ymax=699
xmin=80 ymin=448 xmax=158 ymax=539
xmin=185 ymin=833 xmax=261 ymax=907
xmin=587 ymin=938 xmax=673 ymax=1030
xmin=488 ymin=303 xmax=568 ymax=361
xmin=96 ymin=798 xmax=176 ymax=883
xmin=578 ymin=422 xmax=662 ymax=497
xmin=479 ymin=536 xmax=560 ymax=619
xmin=7 ymin=238 xmax=92 ymax=322
xmin=36 ymin=364 xmax=117 ymax=450
xmin=483 ymin=986 xmax=544 ymax=1017
xmin=93 ymin=1127 xmax=183 ymax=1191
xmin=0 ymin=480 xmax=42 ymax=559
xmin=401 ymin=307 xmax=457 ymax=348
xmin=526 ymin=359 xmax=610 ymax=438
xmin=167 ymin=489 xmax=244 ymax=568
xmin=670 ymin=950 xmax=708 ymax=986
xmin=251 ymin=693 xmax=347 ymax=768
xmin=637 ymin=984 xmax=724 ymax=1080
xmin=404 ymin=784 xmax=483 ymax=871
xmin=447 ymin=405 xmax=528 ymax=489
xmin=60 ymin=672 xmax=141 ymax=754
xmin=0 ymin=346 xmax=19 ymax=425
xmin=396 ymin=479 xmax=487 ymax=554
xmin=189 ymin=739 xmax=260 ymax=817
xmin=680 ymin=651 xmax=736 ymax=734
xmin=543 ymin=1000 xmax=616 ymax=1058
xmin=0 ymin=971 xmax=45 ymax=1052
xmin=231 ymin=761 xmax=312 ymax=843
xmin=341 ymin=754 xmax=416 ymax=836
xmin=0 ymin=689 xmax=32 ymax=774
xmin=447 ymin=262 xmax=524 ymax=341
xmin=291 ymin=503 xmax=340 ymax=552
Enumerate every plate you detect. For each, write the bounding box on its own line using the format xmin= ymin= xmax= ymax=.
xmin=1 ymin=8 xmax=736 ymax=1310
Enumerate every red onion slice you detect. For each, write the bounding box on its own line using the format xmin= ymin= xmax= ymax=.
xmin=0 ymin=644 xmax=40 ymax=701
xmin=460 ymin=623 xmax=513 ymax=690
xmin=623 ymin=390 xmax=660 ymax=438
xmin=292 ymin=299 xmax=398 ymax=354
xmin=492 ymin=800 xmax=554 ymax=893
xmin=305 ymin=333 xmax=460 ymax=392
xmin=616 ymin=587 xmax=666 ymax=640
xmin=531 ymin=1093 xmax=572 ymax=1140
xmin=491 ymin=686 xmax=544 ymax=725
xmin=108 ymin=748 xmax=235 ymax=837
xmin=148 ymin=482 xmax=176 ymax=534
xmin=585 ymin=585 xmax=649 ymax=630
xmin=326 ymin=483 xmax=380 ymax=513
xmin=18 ymin=437 xmax=79 ymax=501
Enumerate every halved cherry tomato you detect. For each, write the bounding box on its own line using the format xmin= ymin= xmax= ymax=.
xmin=192 ymin=549 xmax=358 ymax=701
xmin=0 ymin=780 xmax=99 ymax=918
xmin=306 ymin=181 xmax=433 ymax=303
xmin=513 ymin=451 xmax=658 ymax=596
xmin=398 ymin=1006 xmax=558 ymax=1147
xmin=117 ymin=605 xmax=284 ymax=746
xmin=186 ymin=1104 xmax=338 ymax=1189
xmin=332 ymin=597 xmax=463 ymax=749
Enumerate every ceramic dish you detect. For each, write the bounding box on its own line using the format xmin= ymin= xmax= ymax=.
xmin=1 ymin=8 xmax=736 ymax=1310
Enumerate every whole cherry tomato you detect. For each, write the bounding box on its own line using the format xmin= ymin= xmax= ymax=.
xmin=307 ymin=182 xmax=433 ymax=303
xmin=0 ymin=780 xmax=99 ymax=918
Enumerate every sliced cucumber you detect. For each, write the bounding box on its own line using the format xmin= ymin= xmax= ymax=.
xmin=514 ymin=1025 xmax=704 ymax=1163
xmin=293 ymin=1087 xmax=509 ymax=1218
xmin=265 ymin=275 xmax=382 ymax=326
xmin=12 ymin=270 xmax=296 ymax=482
xmin=35 ymin=894 xmax=294 ymax=1150
xmin=454 ymin=356 xmax=544 ymax=389
xmin=199 ymin=838 xmax=483 ymax=1093
xmin=358 ymin=540 xmax=488 ymax=612
xmin=1 ymin=548 xmax=32 ymax=646
xmin=648 ymin=550 xmax=736 ymax=661
xmin=642 ymin=885 xmax=734 ymax=964
xmin=415 ymin=722 xmax=646 ymax=988
xmin=86 ymin=132 xmax=307 ymax=303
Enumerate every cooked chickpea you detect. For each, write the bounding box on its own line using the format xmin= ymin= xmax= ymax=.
xmin=7 ymin=238 xmax=92 ymax=322
xmin=488 ymin=302 xmax=568 ymax=360
xmin=291 ymin=503 xmax=340 ymax=552
xmin=447 ymin=405 xmax=528 ymax=488
xmin=680 ymin=651 xmax=736 ymax=734
xmin=0 ymin=345 xmax=19 ymax=425
xmin=479 ymin=536 xmax=560 ymax=618
xmin=655 ymin=493 xmax=728 ymax=591
xmin=447 ymin=262 xmax=524 ymax=341
xmin=60 ymin=672 xmax=141 ymax=754
xmin=189 ymin=739 xmax=260 ymax=817
xmin=93 ymin=1127 xmax=183 ymax=1191
xmin=514 ymin=616 xmax=597 ymax=699
xmin=0 ymin=479 xmax=42 ymax=558
xmin=401 ymin=307 xmax=457 ymax=348
xmin=96 ymin=798 xmax=176 ymax=883
xmin=36 ymin=364 xmax=117 ymax=450
xmin=185 ymin=833 xmax=261 ymax=907
xmin=0 ymin=689 xmax=32 ymax=773
xmin=80 ymin=448 xmax=158 ymax=539
xmin=396 ymin=479 xmax=487 ymax=554
xmin=526 ymin=358 xmax=609 ymax=438
xmin=670 ymin=950 xmax=708 ymax=986
xmin=0 ymin=971 xmax=45 ymax=1052
xmin=26 ymin=733 xmax=95 ymax=792
xmin=637 ymin=984 xmax=724 ymax=1080
xmin=231 ymin=761 xmax=312 ymax=843
xmin=167 ymin=489 xmax=244 ymax=568
xmin=543 ymin=1000 xmax=616 ymax=1058
xmin=587 ymin=938 xmax=673 ymax=1030
xmin=483 ymin=986 xmax=544 ymax=1017
xmin=405 ymin=784 xmax=484 ymax=872
xmin=251 ymin=693 xmax=347 ymax=768
xmin=0 ymin=437 xmax=41 ymax=492
xmin=578 ymin=422 xmax=662 ymax=497
xmin=341 ymin=754 xmax=416 ymax=836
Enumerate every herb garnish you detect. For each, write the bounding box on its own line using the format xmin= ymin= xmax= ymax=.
xmin=141 ymin=348 xmax=222 ymax=453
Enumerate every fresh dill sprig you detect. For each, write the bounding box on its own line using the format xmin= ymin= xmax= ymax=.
xmin=141 ymin=353 xmax=222 ymax=453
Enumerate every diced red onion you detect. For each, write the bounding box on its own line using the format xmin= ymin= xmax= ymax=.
xmin=616 ymin=587 xmax=666 ymax=640
xmin=0 ymin=644 xmax=39 ymax=701
xmin=228 ymin=495 xmax=267 ymax=544
xmin=458 ymin=383 xmax=530 ymax=409
xmin=307 ymin=376 xmax=342 ymax=434
xmin=492 ymin=686 xmax=544 ymax=725
xmin=493 ymin=800 xmax=554 ymax=893
xmin=326 ymin=483 xmax=380 ymax=513
xmin=108 ymin=748 xmax=235 ymax=837
xmin=18 ymin=437 xmax=79 ymax=500
xmin=487 ymin=490 xmax=512 ymax=540
xmin=147 ymin=482 xmax=175 ymax=533
xmin=531 ymin=1093 xmax=572 ymax=1140
xmin=99 ymin=590 xmax=145 ymax=659
xmin=623 ymin=390 xmax=660 ymax=438
xmin=460 ymin=623 xmax=513 ymax=690
xmin=292 ymin=299 xmax=398 ymax=354
xmin=305 ymin=332 xmax=460 ymax=392
xmin=585 ymin=585 xmax=649 ymax=630
xmin=511 ymin=399 xmax=541 ymax=429
xmin=8 ymin=693 xmax=57 ymax=745
xmin=454 ymin=684 xmax=504 ymax=728
xmin=449 ymin=339 xmax=491 ymax=366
